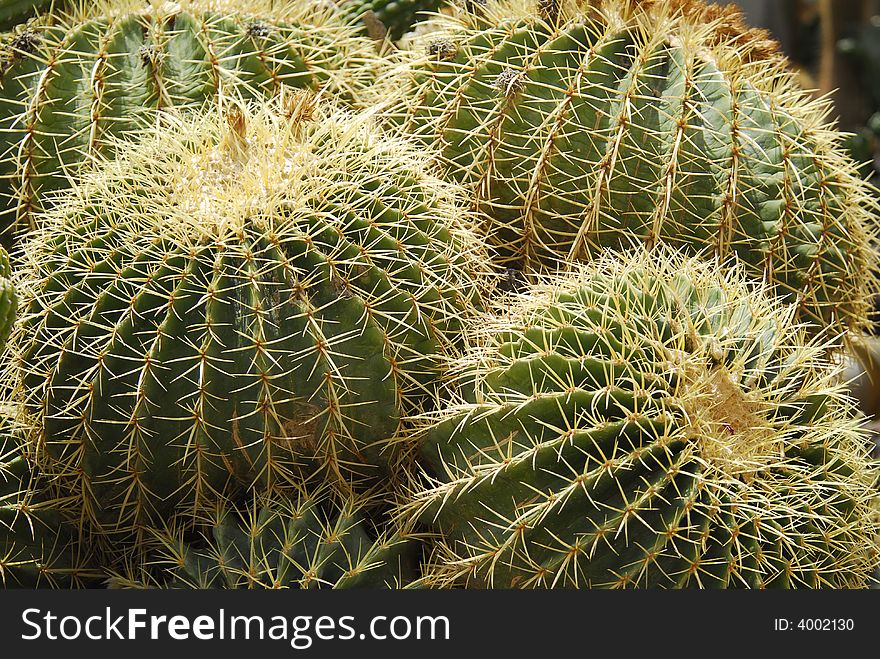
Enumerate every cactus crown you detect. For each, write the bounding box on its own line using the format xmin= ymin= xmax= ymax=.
xmin=403 ymin=249 xmax=880 ymax=588
xmin=30 ymin=91 xmax=484 ymax=281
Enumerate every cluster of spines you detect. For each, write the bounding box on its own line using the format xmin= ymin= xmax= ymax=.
xmin=0 ymin=411 xmax=98 ymax=588
xmin=109 ymin=483 xmax=423 ymax=589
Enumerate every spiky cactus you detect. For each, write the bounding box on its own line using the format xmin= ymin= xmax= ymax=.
xmin=337 ymin=0 xmax=447 ymax=41
xmin=0 ymin=245 xmax=15 ymax=351
xmin=0 ymin=413 xmax=98 ymax=588
xmin=0 ymin=0 xmax=385 ymax=235
xmin=110 ymin=484 xmax=423 ymax=589
xmin=402 ymin=249 xmax=880 ymax=588
xmin=5 ymin=95 xmax=488 ymax=547
xmin=389 ymin=0 xmax=878 ymax=342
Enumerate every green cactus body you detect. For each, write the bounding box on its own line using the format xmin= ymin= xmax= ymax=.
xmin=0 ymin=245 xmax=15 ymax=350
xmin=112 ymin=485 xmax=422 ymax=589
xmin=406 ymin=249 xmax=880 ymax=588
xmin=0 ymin=0 xmax=383 ymax=234
xmin=391 ymin=0 xmax=878 ymax=340
xmin=7 ymin=97 xmax=487 ymax=544
xmin=338 ymin=0 xmax=446 ymax=41
xmin=0 ymin=416 xmax=98 ymax=588
xmin=0 ymin=0 xmax=65 ymax=32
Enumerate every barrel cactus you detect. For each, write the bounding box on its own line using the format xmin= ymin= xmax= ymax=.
xmin=111 ymin=484 xmax=423 ymax=589
xmin=337 ymin=0 xmax=447 ymax=41
xmin=389 ymin=0 xmax=878 ymax=342
xmin=5 ymin=95 xmax=488 ymax=545
xmin=403 ymin=249 xmax=880 ymax=588
xmin=1 ymin=414 xmax=98 ymax=588
xmin=0 ymin=0 xmax=384 ymax=235
xmin=0 ymin=246 xmax=15 ymax=351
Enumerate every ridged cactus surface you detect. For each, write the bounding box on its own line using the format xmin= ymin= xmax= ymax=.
xmin=6 ymin=96 xmax=488 ymax=544
xmin=112 ymin=485 xmax=422 ymax=589
xmin=338 ymin=0 xmax=446 ymax=41
xmin=0 ymin=0 xmax=383 ymax=234
xmin=405 ymin=250 xmax=880 ymax=588
xmin=391 ymin=0 xmax=878 ymax=340
xmin=0 ymin=415 xmax=97 ymax=587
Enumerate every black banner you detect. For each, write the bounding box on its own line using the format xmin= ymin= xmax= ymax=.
xmin=0 ymin=589 xmax=874 ymax=655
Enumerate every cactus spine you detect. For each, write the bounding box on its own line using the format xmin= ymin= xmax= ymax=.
xmin=390 ymin=0 xmax=878 ymax=342
xmin=0 ymin=0 xmax=385 ymax=234
xmin=403 ymin=249 xmax=880 ymax=588
xmin=5 ymin=95 xmax=489 ymax=547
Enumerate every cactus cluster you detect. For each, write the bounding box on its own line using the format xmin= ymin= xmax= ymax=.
xmin=0 ymin=0 xmax=385 ymax=234
xmin=389 ymin=0 xmax=879 ymax=342
xmin=0 ymin=0 xmax=877 ymax=591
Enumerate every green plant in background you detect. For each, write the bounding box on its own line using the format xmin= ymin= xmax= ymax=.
xmin=0 ymin=0 xmax=69 ymax=32
xmin=401 ymin=249 xmax=880 ymax=588
xmin=110 ymin=482 xmax=423 ymax=589
xmin=0 ymin=0 xmax=386 ymax=236
xmin=3 ymin=94 xmax=490 ymax=552
xmin=838 ymin=13 xmax=880 ymax=182
xmin=0 ymin=412 xmax=98 ymax=587
xmin=388 ymin=0 xmax=878 ymax=343
xmin=0 ymin=245 xmax=15 ymax=352
xmin=336 ymin=0 xmax=448 ymax=41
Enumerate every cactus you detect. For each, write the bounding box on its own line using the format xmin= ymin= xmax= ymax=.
xmin=390 ymin=0 xmax=878 ymax=342
xmin=337 ymin=0 xmax=447 ymax=41
xmin=0 ymin=0 xmax=385 ymax=235
xmin=0 ymin=245 xmax=15 ymax=351
xmin=110 ymin=484 xmax=423 ymax=589
xmin=403 ymin=249 xmax=880 ymax=588
xmin=4 ymin=95 xmax=488 ymax=548
xmin=0 ymin=413 xmax=98 ymax=588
